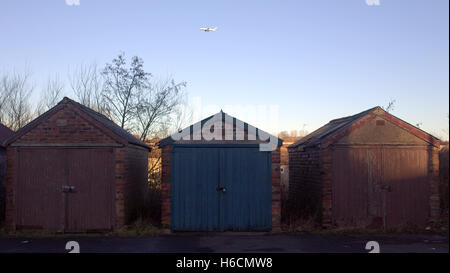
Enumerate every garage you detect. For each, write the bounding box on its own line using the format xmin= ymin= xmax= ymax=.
xmin=159 ymin=112 xmax=282 ymax=231
xmin=288 ymin=106 xmax=441 ymax=229
xmin=4 ymin=97 xmax=149 ymax=232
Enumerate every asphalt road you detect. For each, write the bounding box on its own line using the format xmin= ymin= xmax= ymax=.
xmin=0 ymin=233 xmax=448 ymax=253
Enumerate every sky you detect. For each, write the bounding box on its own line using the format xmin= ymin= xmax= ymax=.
xmin=0 ymin=0 xmax=448 ymax=139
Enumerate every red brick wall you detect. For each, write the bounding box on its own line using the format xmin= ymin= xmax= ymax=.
xmin=161 ymin=145 xmax=171 ymax=227
xmin=15 ymin=104 xmax=117 ymax=145
xmin=320 ymin=148 xmax=333 ymax=228
xmin=288 ymin=146 xmax=324 ymax=225
xmin=429 ymin=147 xmax=440 ymax=226
xmin=271 ymin=148 xmax=281 ymax=229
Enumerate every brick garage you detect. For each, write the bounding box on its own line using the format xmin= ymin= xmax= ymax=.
xmin=4 ymin=97 xmax=149 ymax=232
xmin=159 ymin=111 xmax=282 ymax=231
xmin=288 ymin=107 xmax=440 ymax=229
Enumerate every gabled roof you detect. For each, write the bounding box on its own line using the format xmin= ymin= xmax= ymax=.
xmin=68 ymin=98 xmax=149 ymax=148
xmin=0 ymin=123 xmax=14 ymax=148
xmin=4 ymin=97 xmax=150 ymax=149
xmin=159 ymin=111 xmax=283 ymax=147
xmin=289 ymin=106 xmax=440 ymax=149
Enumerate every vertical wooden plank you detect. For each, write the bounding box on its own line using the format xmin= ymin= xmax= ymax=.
xmin=66 ymin=148 xmax=114 ymax=232
xmin=332 ymin=147 xmax=370 ymax=227
xmin=221 ymin=147 xmax=271 ymax=231
xmin=383 ymin=147 xmax=429 ymax=228
xmin=16 ymin=149 xmax=65 ymax=232
xmin=171 ymin=147 xmax=219 ymax=231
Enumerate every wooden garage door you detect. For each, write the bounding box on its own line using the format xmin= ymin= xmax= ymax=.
xmin=382 ymin=147 xmax=430 ymax=228
xmin=332 ymin=146 xmax=430 ymax=228
xmin=171 ymin=146 xmax=272 ymax=231
xmin=65 ymin=149 xmax=115 ymax=232
xmin=16 ymin=148 xmax=114 ymax=232
xmin=16 ymin=149 xmax=65 ymax=232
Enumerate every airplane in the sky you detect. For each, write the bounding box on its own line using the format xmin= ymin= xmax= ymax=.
xmin=200 ymin=27 xmax=218 ymax=32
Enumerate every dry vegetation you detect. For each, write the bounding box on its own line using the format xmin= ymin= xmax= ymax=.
xmin=140 ymin=139 xmax=162 ymax=227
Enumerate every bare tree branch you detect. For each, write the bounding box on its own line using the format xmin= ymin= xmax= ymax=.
xmin=135 ymin=79 xmax=187 ymax=141
xmin=102 ymin=53 xmax=151 ymax=131
xmin=383 ymin=99 xmax=396 ymax=113
xmin=69 ymin=63 xmax=109 ymax=116
xmin=0 ymin=71 xmax=34 ymax=130
xmin=36 ymin=75 xmax=64 ymax=115
xmin=0 ymin=75 xmax=13 ymax=124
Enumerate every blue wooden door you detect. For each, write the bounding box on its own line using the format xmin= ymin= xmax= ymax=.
xmin=219 ymin=148 xmax=272 ymax=231
xmin=171 ymin=147 xmax=220 ymax=231
xmin=171 ymin=146 xmax=272 ymax=231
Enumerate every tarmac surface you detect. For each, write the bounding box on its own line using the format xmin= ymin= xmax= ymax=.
xmin=0 ymin=232 xmax=448 ymax=253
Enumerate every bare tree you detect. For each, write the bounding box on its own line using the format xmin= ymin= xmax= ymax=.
xmin=135 ymin=79 xmax=186 ymax=141
xmin=0 ymin=75 xmax=13 ymax=124
xmin=102 ymin=53 xmax=150 ymax=130
xmin=36 ymin=75 xmax=64 ymax=115
xmin=0 ymin=71 xmax=34 ymax=130
xmin=444 ymin=113 xmax=450 ymax=141
xmin=69 ymin=63 xmax=108 ymax=115
xmin=156 ymin=102 xmax=192 ymax=139
xmin=278 ymin=131 xmax=289 ymax=138
xmin=101 ymin=53 xmax=186 ymax=141
xmin=278 ymin=126 xmax=308 ymax=139
xmin=171 ymin=100 xmax=193 ymax=133
xmin=298 ymin=123 xmax=309 ymax=137
xmin=383 ymin=99 xmax=396 ymax=113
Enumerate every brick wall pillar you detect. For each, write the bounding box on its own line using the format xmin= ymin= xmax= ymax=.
xmin=271 ymin=148 xmax=281 ymax=229
xmin=321 ymin=148 xmax=333 ymax=229
xmin=161 ymin=145 xmax=171 ymax=227
xmin=429 ymin=147 xmax=440 ymax=226
xmin=114 ymin=148 xmax=125 ymax=229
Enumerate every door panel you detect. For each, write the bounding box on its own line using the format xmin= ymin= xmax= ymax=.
xmin=171 ymin=147 xmax=220 ymax=231
xmin=332 ymin=148 xmax=371 ymax=227
xmin=65 ymin=149 xmax=114 ymax=232
xmin=171 ymin=146 xmax=272 ymax=231
xmin=17 ymin=149 xmax=65 ymax=232
xmin=366 ymin=148 xmax=383 ymax=228
xmin=220 ymin=148 xmax=272 ymax=231
xmin=383 ymin=148 xmax=429 ymax=228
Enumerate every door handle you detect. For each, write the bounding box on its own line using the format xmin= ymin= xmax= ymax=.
xmin=216 ymin=187 xmax=226 ymax=193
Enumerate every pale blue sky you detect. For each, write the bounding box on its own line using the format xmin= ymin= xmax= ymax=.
xmin=0 ymin=0 xmax=448 ymax=139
